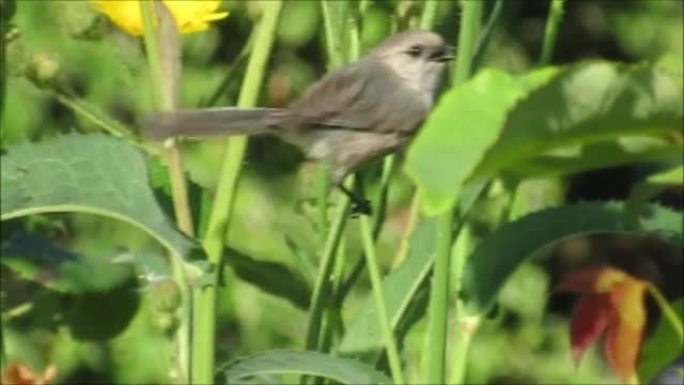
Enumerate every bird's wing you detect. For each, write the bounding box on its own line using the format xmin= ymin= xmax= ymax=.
xmin=286 ymin=59 xmax=428 ymax=134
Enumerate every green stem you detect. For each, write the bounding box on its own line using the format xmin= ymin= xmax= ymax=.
xmin=448 ymin=226 xmax=480 ymax=384
xmin=321 ymin=0 xmax=345 ymax=70
xmin=419 ymin=0 xmax=439 ymax=30
xmin=647 ymin=284 xmax=684 ymax=343
xmin=141 ymin=1 xmax=193 ymax=237
xmin=472 ymin=0 xmax=504 ymax=71
xmin=305 ymin=195 xmax=351 ymax=351
xmin=359 ymin=215 xmax=405 ymax=385
xmin=424 ymin=213 xmax=453 ymax=384
xmin=538 ymin=0 xmax=565 ymax=66
xmin=193 ymin=2 xmax=282 ymax=383
xmin=48 ymin=87 xmax=135 ymax=141
xmin=140 ymin=1 xmax=164 ymax=110
xmin=424 ymin=1 xmax=482 ymax=383
xmin=140 ymin=3 xmax=194 ymax=382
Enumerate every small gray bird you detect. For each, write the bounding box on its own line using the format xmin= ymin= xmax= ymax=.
xmin=144 ymin=30 xmax=453 ymax=214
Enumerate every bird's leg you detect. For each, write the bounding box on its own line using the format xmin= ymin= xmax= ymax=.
xmin=338 ymin=184 xmax=372 ymax=217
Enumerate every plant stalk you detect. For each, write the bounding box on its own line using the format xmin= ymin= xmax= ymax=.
xmin=193 ymin=2 xmax=282 ymax=383
xmin=359 ymin=215 xmax=405 ymax=385
xmin=539 ymin=0 xmax=565 ymax=66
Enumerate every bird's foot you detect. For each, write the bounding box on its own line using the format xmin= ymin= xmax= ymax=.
xmin=350 ymin=197 xmax=372 ymax=217
xmin=339 ymin=185 xmax=373 ymax=217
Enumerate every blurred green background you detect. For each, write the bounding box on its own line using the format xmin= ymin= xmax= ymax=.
xmin=1 ymin=0 xmax=682 ymax=384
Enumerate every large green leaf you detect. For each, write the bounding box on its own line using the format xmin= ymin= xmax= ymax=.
xmin=406 ymin=61 xmax=683 ymax=215
xmin=219 ymin=350 xmax=391 ymax=385
xmin=405 ymin=67 xmax=558 ymax=215
xmin=464 ymin=201 xmax=683 ymax=314
xmin=471 ymin=61 xmax=683 ymax=180
xmin=0 ymin=133 xmax=195 ymax=259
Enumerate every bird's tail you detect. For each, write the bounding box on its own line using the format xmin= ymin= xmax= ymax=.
xmin=142 ymin=107 xmax=285 ymax=140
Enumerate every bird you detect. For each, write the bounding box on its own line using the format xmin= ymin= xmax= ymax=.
xmin=144 ymin=29 xmax=454 ymax=215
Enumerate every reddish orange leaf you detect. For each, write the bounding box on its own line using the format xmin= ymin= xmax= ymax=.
xmin=558 ymin=266 xmax=649 ymax=383
xmin=569 ymin=294 xmax=612 ymax=364
xmin=1 ymin=363 xmax=57 ymax=385
xmin=604 ymin=280 xmax=648 ymax=382
xmin=556 ymin=266 xmax=628 ymax=294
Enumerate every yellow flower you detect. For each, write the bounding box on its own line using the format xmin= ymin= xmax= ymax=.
xmin=90 ymin=0 xmax=228 ymax=36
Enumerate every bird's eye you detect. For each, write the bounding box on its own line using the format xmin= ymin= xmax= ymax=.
xmin=406 ymin=45 xmax=423 ymax=58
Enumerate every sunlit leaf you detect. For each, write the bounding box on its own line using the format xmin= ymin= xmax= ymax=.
xmin=407 ymin=61 xmax=683 ymax=215
xmin=405 ymin=67 xmax=557 ymax=214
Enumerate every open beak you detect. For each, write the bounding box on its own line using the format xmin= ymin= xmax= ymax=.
xmin=431 ymin=45 xmax=455 ymax=62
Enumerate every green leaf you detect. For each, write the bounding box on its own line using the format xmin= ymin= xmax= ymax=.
xmin=63 ymin=277 xmax=141 ymax=340
xmin=338 ymin=182 xmax=487 ymax=359
xmin=219 ymin=350 xmax=392 ymax=385
xmin=470 ymin=61 xmax=682 ymax=181
xmin=337 ymin=217 xmax=437 ymax=359
xmin=1 ymin=229 xmax=137 ymax=293
xmin=509 ymin=138 xmax=682 ymax=179
xmin=223 ymin=248 xmax=310 ymax=309
xmin=639 ymin=298 xmax=684 ymax=383
xmin=625 ymin=165 xmax=684 ymax=229
xmin=464 ymin=201 xmax=683 ymax=314
xmin=0 ymin=134 xmax=196 ymax=260
xmin=405 ymin=67 xmax=558 ymax=215
xmin=407 ymin=61 xmax=683 ymax=215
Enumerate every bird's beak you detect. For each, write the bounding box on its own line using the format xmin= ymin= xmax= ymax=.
xmin=431 ymin=45 xmax=455 ymax=62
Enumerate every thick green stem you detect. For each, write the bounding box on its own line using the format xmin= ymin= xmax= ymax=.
xmin=424 ymin=213 xmax=453 ymax=384
xmin=424 ymin=1 xmax=482 ymax=384
xmin=193 ymin=2 xmax=282 ymax=384
xmin=140 ymin=2 xmax=193 ymax=382
xmin=539 ymin=0 xmax=565 ymax=66
xmin=359 ymin=216 xmax=405 ymax=384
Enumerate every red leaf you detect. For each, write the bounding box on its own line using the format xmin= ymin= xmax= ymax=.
xmin=569 ymin=294 xmax=612 ymax=365
xmin=604 ymin=280 xmax=648 ymax=382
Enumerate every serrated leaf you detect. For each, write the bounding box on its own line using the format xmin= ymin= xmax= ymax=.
xmin=0 ymin=134 xmax=195 ymax=259
xmin=219 ymin=350 xmax=392 ymax=385
xmin=464 ymin=202 xmax=683 ymax=314
xmin=625 ymin=165 xmax=684 ymax=229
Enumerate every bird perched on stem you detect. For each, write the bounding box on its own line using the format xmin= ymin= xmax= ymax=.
xmin=144 ymin=29 xmax=454 ymax=215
